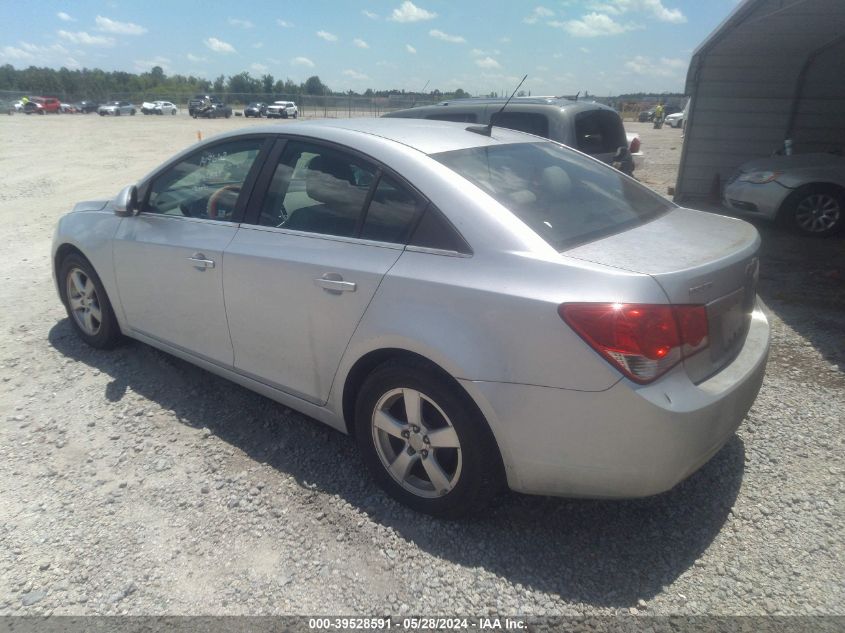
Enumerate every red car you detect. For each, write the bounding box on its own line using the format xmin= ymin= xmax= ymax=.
xmin=24 ymin=97 xmax=61 ymax=114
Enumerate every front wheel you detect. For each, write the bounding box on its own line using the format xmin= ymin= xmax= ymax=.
xmin=355 ymin=360 xmax=504 ymax=518
xmin=58 ymin=253 xmax=122 ymax=349
xmin=781 ymin=185 xmax=844 ymax=237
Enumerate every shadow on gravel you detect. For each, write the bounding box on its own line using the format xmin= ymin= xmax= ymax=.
xmin=49 ymin=318 xmax=744 ymax=608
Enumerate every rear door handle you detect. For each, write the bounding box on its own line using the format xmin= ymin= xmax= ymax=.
xmin=314 ymin=273 xmax=356 ymax=294
xmin=188 ymin=253 xmax=215 ymax=269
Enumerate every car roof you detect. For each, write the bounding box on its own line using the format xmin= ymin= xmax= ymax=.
xmin=212 ymin=117 xmax=547 ymax=155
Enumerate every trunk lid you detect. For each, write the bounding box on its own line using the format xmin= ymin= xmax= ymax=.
xmin=565 ymin=207 xmax=760 ymax=382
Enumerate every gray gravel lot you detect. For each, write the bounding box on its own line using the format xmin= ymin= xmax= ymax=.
xmin=0 ymin=116 xmax=843 ymax=616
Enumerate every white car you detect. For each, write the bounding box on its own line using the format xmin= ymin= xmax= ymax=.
xmin=142 ymin=101 xmax=178 ymax=115
xmin=266 ymin=100 xmax=298 ymax=119
xmin=665 ymin=111 xmax=684 ymax=128
xmin=13 ymin=100 xmax=24 ymax=112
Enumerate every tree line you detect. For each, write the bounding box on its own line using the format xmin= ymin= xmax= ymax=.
xmin=0 ymin=64 xmax=469 ymax=102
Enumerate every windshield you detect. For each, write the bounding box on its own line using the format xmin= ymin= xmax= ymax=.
xmin=433 ymin=142 xmax=674 ymax=250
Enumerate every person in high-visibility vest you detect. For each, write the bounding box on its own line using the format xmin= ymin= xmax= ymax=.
xmin=654 ymin=103 xmax=665 ymax=124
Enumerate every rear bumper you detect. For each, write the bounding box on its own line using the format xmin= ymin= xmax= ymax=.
xmin=463 ymin=303 xmax=769 ymax=498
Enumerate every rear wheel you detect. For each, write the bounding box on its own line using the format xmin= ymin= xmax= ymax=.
xmin=58 ymin=253 xmax=122 ymax=349
xmin=355 ymin=360 xmax=504 ymax=518
xmin=780 ymin=184 xmax=844 ymax=237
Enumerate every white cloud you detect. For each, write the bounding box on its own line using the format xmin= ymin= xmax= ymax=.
xmin=579 ymin=47 xmax=590 ymax=53
xmin=58 ymin=30 xmax=115 ymax=46
xmin=353 ymin=38 xmax=369 ymax=49
xmin=524 ymin=6 xmax=554 ymax=24
xmin=405 ymin=44 xmax=417 ymax=54
xmin=1 ymin=41 xmax=73 ymax=64
xmin=588 ymin=0 xmax=686 ymax=23
xmin=56 ymin=12 xmax=74 ymax=22
xmin=204 ymin=37 xmax=236 ymax=53
xmin=317 ymin=30 xmax=338 ymax=42
xmin=362 ymin=10 xmax=379 ymax=19
xmin=471 ymin=48 xmax=500 ymax=57
xmin=429 ymin=29 xmax=466 ymax=44
xmin=228 ymin=18 xmax=255 ymax=29
xmin=291 ymin=56 xmax=315 ymax=67
xmin=624 ymin=54 xmax=686 ymax=76
xmin=343 ymin=69 xmax=369 ymax=81
xmin=251 ymin=62 xmax=268 ymax=74
xmin=95 ymin=16 xmax=147 ymax=35
xmin=550 ymin=13 xmax=636 ymax=37
xmin=390 ymin=1 xmax=437 ymax=22
xmin=475 ymin=56 xmax=500 ymax=69
xmin=499 ymin=36 xmax=511 ymax=43
xmin=276 ymin=19 xmax=293 ymax=27
xmin=187 ymin=53 xmax=207 ymax=62
xmin=252 ymin=42 xmax=264 ymax=49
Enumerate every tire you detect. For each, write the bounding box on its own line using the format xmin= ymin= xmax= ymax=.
xmin=58 ymin=253 xmax=122 ymax=349
xmin=354 ymin=359 xmax=504 ymax=518
xmin=130 ymin=109 xmax=135 ymax=116
xmin=779 ymin=184 xmax=844 ymax=237
xmin=171 ymin=109 xmax=176 ymax=115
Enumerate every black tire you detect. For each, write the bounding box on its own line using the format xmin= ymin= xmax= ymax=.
xmin=130 ymin=109 xmax=135 ymax=116
xmin=779 ymin=184 xmax=845 ymax=237
xmin=354 ymin=359 xmax=504 ymax=518
xmin=58 ymin=253 xmax=122 ymax=349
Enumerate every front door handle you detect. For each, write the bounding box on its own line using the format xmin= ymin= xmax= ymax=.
xmin=188 ymin=253 xmax=215 ymax=269
xmin=314 ymin=273 xmax=356 ymax=294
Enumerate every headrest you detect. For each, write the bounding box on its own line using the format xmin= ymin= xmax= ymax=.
xmin=539 ymin=166 xmax=572 ymax=200
xmin=306 ymin=155 xmax=356 ymax=207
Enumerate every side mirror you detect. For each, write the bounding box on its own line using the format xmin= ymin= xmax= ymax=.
xmin=114 ymin=184 xmax=139 ymax=217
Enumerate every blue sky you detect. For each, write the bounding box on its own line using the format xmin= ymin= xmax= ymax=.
xmin=1 ymin=1 xmax=740 ymax=95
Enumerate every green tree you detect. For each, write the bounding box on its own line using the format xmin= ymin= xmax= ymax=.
xmin=304 ymin=75 xmax=327 ymax=95
xmin=261 ymin=73 xmax=274 ymax=94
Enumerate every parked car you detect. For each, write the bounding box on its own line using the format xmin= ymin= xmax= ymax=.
xmin=13 ymin=100 xmax=24 ymax=112
xmin=98 ymin=101 xmax=136 ymax=116
xmin=638 ymin=105 xmax=681 ymax=122
xmin=385 ymin=97 xmax=636 ymax=175
xmin=24 ymin=97 xmax=61 ymax=114
xmin=193 ymin=102 xmax=233 ymax=119
xmin=52 ymin=118 xmax=769 ymax=517
xmin=60 ymin=102 xmax=77 ymax=113
xmin=265 ymin=101 xmax=298 ymax=119
xmin=76 ymin=100 xmax=100 ymax=114
xmin=665 ymin=111 xmax=684 ymax=128
xmin=188 ymin=94 xmax=225 ymax=117
xmin=244 ymin=102 xmax=267 ymax=118
xmin=723 ymin=153 xmax=845 ymax=236
xmin=142 ymin=100 xmax=178 ymax=115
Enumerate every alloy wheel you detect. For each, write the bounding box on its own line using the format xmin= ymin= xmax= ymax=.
xmin=795 ymin=193 xmax=841 ymax=233
xmin=371 ymin=388 xmax=462 ymax=498
xmin=66 ymin=267 xmax=102 ymax=336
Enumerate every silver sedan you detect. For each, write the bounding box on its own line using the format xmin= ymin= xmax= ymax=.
xmin=52 ymin=119 xmax=770 ymax=517
xmin=723 ymin=153 xmax=845 ymax=236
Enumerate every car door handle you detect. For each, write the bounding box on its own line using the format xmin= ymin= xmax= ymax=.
xmin=188 ymin=253 xmax=215 ymax=269
xmin=314 ymin=274 xmax=356 ymax=294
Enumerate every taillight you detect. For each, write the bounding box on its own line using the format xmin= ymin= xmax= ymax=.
xmin=558 ymin=303 xmax=709 ymax=384
xmin=629 ymin=136 xmax=641 ymax=154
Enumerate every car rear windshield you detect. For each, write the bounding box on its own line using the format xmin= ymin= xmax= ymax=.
xmin=432 ymin=142 xmax=673 ymax=250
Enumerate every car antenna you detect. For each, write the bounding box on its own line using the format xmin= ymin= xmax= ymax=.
xmin=467 ymin=74 xmax=527 ymax=137
xmin=411 ymin=80 xmax=429 ymax=108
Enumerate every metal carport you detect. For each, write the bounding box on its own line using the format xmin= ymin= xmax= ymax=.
xmin=675 ymin=0 xmax=845 ymax=204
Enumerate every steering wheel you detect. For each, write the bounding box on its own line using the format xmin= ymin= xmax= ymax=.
xmin=207 ymin=185 xmax=241 ymax=219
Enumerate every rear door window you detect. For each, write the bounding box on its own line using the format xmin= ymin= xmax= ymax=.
xmin=360 ymin=175 xmax=423 ymax=243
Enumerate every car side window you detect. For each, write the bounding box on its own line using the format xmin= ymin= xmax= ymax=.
xmin=145 ymin=138 xmax=264 ymax=221
xmin=490 ymin=112 xmax=549 ymax=138
xmin=408 ymin=205 xmax=471 ymax=254
xmin=258 ymin=141 xmax=376 ymax=238
xmin=427 ymin=112 xmax=477 ymax=123
xmin=360 ymin=175 xmax=423 ymax=243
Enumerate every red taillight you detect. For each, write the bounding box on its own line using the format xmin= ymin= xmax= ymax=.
xmin=558 ymin=303 xmax=709 ymax=384
xmin=629 ymin=136 xmax=641 ymax=154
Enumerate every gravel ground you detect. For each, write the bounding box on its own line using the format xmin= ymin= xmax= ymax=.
xmin=0 ymin=114 xmax=843 ymax=617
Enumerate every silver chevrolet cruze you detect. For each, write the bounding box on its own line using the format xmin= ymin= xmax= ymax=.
xmin=52 ymin=119 xmax=770 ymax=517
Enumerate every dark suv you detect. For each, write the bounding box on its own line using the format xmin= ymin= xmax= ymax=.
xmin=384 ymin=97 xmax=634 ymax=174
xmin=188 ymin=94 xmax=232 ymax=118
